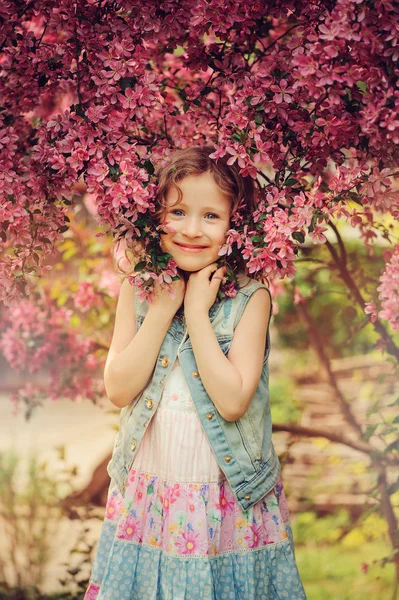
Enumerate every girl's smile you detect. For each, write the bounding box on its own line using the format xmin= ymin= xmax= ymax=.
xmin=173 ymin=242 xmax=209 ymax=252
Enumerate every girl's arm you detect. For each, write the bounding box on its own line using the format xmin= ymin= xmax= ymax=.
xmin=185 ymin=289 xmax=271 ymax=422
xmin=104 ymin=278 xmax=173 ymax=409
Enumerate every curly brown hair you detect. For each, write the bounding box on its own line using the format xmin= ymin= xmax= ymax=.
xmin=153 ymin=145 xmax=259 ymax=220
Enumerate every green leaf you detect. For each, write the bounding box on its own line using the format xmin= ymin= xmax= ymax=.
xmin=254 ymin=113 xmax=263 ymax=125
xmin=284 ymin=178 xmax=297 ymax=187
xmin=364 ymin=423 xmax=378 ymax=441
xmin=356 ymin=81 xmax=367 ymax=93
xmin=143 ymin=159 xmax=154 ymax=175
xmin=134 ymin=261 xmax=147 ymax=272
xmin=292 ymin=231 xmax=305 ymax=243
xmin=384 ymin=438 xmax=399 ymax=454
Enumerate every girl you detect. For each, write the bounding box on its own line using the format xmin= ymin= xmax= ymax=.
xmin=84 ymin=147 xmax=307 ymax=600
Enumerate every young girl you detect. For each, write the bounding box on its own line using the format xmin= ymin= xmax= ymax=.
xmin=84 ymin=147 xmax=307 ymax=600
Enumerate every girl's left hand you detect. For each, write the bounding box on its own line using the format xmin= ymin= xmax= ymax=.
xmin=184 ymin=262 xmax=227 ymax=318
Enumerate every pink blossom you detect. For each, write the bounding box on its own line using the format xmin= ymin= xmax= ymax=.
xmin=105 ymin=492 xmax=123 ymax=521
xmin=73 ymin=282 xmax=102 ymax=313
xmin=175 ymin=530 xmax=205 ymax=555
xmin=270 ymin=79 xmax=295 ymax=104
xmin=218 ymin=485 xmax=235 ymax=517
xmin=376 ymin=245 xmax=399 ymax=332
xmin=117 ymin=517 xmax=140 ymax=541
xmin=244 ymin=523 xmax=262 ymax=548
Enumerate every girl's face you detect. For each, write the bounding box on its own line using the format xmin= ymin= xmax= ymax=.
xmin=159 ymin=171 xmax=231 ymax=274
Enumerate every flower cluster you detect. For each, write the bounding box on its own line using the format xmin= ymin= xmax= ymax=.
xmin=365 ymin=245 xmax=399 ymax=333
xmin=0 ymin=295 xmax=103 ymax=416
xmin=0 ymin=1 xmax=398 ymax=320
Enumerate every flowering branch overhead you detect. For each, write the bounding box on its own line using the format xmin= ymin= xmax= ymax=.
xmin=0 ymin=0 xmax=398 ymax=327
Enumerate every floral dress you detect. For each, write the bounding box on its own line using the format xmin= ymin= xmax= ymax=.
xmin=84 ymin=357 xmax=307 ymax=600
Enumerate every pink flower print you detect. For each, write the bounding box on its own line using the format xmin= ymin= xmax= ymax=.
xmin=163 ymin=483 xmax=181 ymax=517
xmin=169 ymin=484 xmax=181 ymax=504
xmin=84 ymin=583 xmax=100 ymax=600
xmin=128 ymin=469 xmax=137 ymax=484
xmin=105 ymin=492 xmax=122 ymax=521
xmin=219 ymin=487 xmax=235 ymax=517
xmin=117 ymin=516 xmax=140 ymax=541
xmin=170 ymin=393 xmax=179 ymax=401
xmin=175 ymin=530 xmax=205 ymax=555
xmin=134 ymin=478 xmax=145 ymax=503
xmin=244 ymin=523 xmax=262 ymax=549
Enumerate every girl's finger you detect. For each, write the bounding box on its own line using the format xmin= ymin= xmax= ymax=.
xmin=211 ymin=266 xmax=226 ymax=281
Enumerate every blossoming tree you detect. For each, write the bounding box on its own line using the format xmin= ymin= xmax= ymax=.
xmin=1 ymin=0 xmax=399 ymax=582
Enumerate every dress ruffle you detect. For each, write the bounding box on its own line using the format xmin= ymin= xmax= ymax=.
xmin=103 ymin=469 xmax=290 ymax=557
xmin=86 ymin=535 xmax=305 ymax=600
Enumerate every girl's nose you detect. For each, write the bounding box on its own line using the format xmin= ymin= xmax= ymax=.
xmin=181 ymin=219 xmax=203 ymax=237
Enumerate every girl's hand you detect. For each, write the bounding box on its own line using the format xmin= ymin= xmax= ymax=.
xmin=184 ymin=263 xmax=226 ymax=318
xmin=150 ymin=273 xmax=186 ymax=318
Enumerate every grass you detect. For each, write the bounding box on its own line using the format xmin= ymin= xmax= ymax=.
xmin=295 ymin=540 xmax=397 ymax=600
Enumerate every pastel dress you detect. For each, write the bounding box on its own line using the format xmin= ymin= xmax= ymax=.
xmin=84 ymin=356 xmax=307 ymax=600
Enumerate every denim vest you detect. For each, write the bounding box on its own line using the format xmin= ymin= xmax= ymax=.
xmin=107 ymin=274 xmax=281 ymax=511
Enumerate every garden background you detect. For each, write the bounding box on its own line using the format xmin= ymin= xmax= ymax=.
xmin=0 ymin=1 xmax=398 ymax=599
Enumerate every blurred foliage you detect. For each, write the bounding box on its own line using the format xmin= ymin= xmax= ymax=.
xmin=270 ymin=374 xmax=303 ymax=423
xmin=293 ymin=510 xmax=397 ymax=599
xmin=0 ymin=449 xmax=87 ymax=598
xmin=275 ymin=233 xmax=394 ymax=358
xmin=296 ymin=540 xmax=395 ymax=600
xmin=0 ymin=586 xmax=83 ymax=599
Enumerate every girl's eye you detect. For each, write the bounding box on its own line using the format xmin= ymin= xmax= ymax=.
xmin=170 ymin=210 xmax=218 ymax=219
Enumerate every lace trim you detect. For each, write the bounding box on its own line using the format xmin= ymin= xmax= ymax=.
xmin=114 ymin=536 xmax=291 ymax=559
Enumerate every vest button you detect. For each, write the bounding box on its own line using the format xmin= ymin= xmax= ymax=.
xmin=206 ymin=413 xmax=213 ymax=420
xmin=131 ymin=440 xmax=136 ymax=451
xmin=146 ymin=399 xmax=153 ymax=409
xmin=192 ymin=371 xmax=199 ymax=378
xmin=224 ymin=456 xmax=231 ymax=463
xmin=245 ymin=493 xmax=251 ymax=501
xmin=161 ymin=357 xmax=169 ymax=367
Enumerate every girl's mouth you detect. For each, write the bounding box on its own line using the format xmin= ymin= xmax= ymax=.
xmin=174 ymin=243 xmax=208 ymax=253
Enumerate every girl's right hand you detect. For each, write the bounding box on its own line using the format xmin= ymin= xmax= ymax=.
xmin=150 ymin=272 xmax=186 ymax=317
